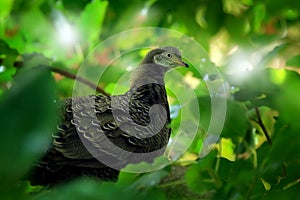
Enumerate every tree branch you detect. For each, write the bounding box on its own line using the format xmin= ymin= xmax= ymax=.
xmin=13 ymin=60 xmax=110 ymax=96
xmin=48 ymin=67 xmax=110 ymax=96
xmin=254 ymin=107 xmax=272 ymax=145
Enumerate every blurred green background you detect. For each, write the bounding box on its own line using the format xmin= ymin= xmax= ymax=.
xmin=0 ymin=0 xmax=300 ymax=199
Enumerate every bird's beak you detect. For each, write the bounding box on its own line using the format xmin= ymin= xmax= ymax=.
xmin=172 ymin=57 xmax=189 ymax=68
xmin=182 ymin=61 xmax=189 ymax=68
xmin=178 ymin=60 xmax=189 ymax=68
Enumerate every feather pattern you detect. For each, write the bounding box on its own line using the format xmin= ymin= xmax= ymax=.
xmin=27 ymin=46 xmax=187 ymax=185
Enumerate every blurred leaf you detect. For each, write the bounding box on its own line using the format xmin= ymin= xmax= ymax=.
xmin=203 ymin=1 xmax=224 ymax=35
xmin=194 ymin=96 xmax=211 ymax=130
xmin=2 ymin=30 xmax=27 ymax=54
xmin=268 ymin=118 xmax=300 ymax=164
xmin=37 ymin=177 xmax=165 ymax=200
xmin=231 ymin=69 xmax=279 ymax=108
xmin=0 ymin=0 xmax=14 ymax=36
xmin=0 ymin=66 xmax=16 ymax=83
xmin=218 ymin=157 xmax=254 ymax=184
xmin=262 ymin=186 xmax=300 ymax=200
xmin=252 ymin=3 xmax=265 ymax=33
xmin=0 ymin=0 xmax=13 ymax=18
xmin=77 ymin=0 xmax=108 ymax=45
xmin=286 ymin=55 xmax=300 ymax=67
xmin=223 ymin=0 xmax=248 ymax=16
xmin=260 ymin=44 xmax=289 ymax=66
xmin=105 ymin=82 xmax=128 ymax=95
xmin=36 ymin=178 xmax=134 ymax=200
xmin=185 ymin=150 xmax=219 ymax=194
xmin=0 ymin=40 xmax=18 ymax=83
xmin=225 ymin=15 xmax=249 ymax=40
xmin=215 ymin=157 xmax=257 ymax=198
xmin=8 ymin=7 xmax=53 ymax=54
xmin=282 ymin=8 xmax=299 ymax=20
xmin=220 ymin=99 xmax=249 ymax=141
xmin=127 ymin=170 xmax=169 ymax=191
xmin=274 ymin=71 xmax=300 ymax=130
xmin=99 ymin=65 xmax=128 ymax=87
xmin=1 ymin=0 xmax=300 ymax=199
xmin=0 ymin=67 xmax=56 ymax=190
xmin=117 ymin=171 xmax=139 ymax=188
xmin=62 ymin=0 xmax=91 ymax=12
xmin=0 ymin=39 xmax=18 ymax=55
xmin=219 ymin=138 xmax=235 ymax=161
xmin=22 ymin=53 xmax=52 ymax=69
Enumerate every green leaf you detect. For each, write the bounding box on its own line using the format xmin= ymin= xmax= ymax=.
xmin=0 ymin=39 xmax=18 ymax=55
xmin=0 ymin=40 xmax=18 ymax=83
xmin=231 ymin=69 xmax=279 ymax=107
xmin=14 ymin=7 xmax=52 ymax=53
xmin=0 ymin=67 xmax=56 ymax=186
xmin=36 ymin=178 xmax=134 ymax=200
xmin=252 ymin=3 xmax=265 ymax=33
xmin=221 ymin=99 xmax=249 ymax=140
xmin=218 ymin=158 xmax=254 ymax=184
xmin=193 ymin=96 xmax=211 ymax=130
xmin=262 ymin=186 xmax=300 ymax=200
xmin=37 ymin=176 xmax=163 ymax=200
xmin=216 ymin=158 xmax=257 ymax=198
xmin=127 ymin=170 xmax=169 ymax=191
xmin=203 ymin=1 xmax=224 ymax=35
xmin=282 ymin=8 xmax=299 ymax=20
xmin=274 ymin=71 xmax=300 ymax=130
xmin=185 ymin=150 xmax=219 ymax=193
xmin=286 ymin=55 xmax=300 ymax=67
xmin=225 ymin=15 xmax=249 ymax=40
xmin=77 ymin=0 xmax=108 ymax=45
xmin=0 ymin=66 xmax=16 ymax=83
xmin=62 ymin=0 xmax=91 ymax=12
xmin=0 ymin=0 xmax=13 ymax=36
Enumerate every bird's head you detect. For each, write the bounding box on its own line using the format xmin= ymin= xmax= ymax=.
xmin=141 ymin=46 xmax=189 ymax=69
xmin=130 ymin=46 xmax=188 ymax=87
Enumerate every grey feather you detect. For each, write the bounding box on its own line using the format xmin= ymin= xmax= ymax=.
xmin=27 ymin=46 xmax=187 ymax=185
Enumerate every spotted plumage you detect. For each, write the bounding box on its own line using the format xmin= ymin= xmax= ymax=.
xmin=28 ymin=46 xmax=188 ymax=185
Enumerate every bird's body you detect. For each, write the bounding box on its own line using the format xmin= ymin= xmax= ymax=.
xmin=28 ymin=46 xmax=188 ymax=185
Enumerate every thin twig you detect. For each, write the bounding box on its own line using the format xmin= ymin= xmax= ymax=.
xmin=254 ymin=107 xmax=272 ymax=145
xmin=13 ymin=60 xmax=110 ymax=96
xmin=48 ymin=67 xmax=110 ymax=96
xmin=158 ymin=180 xmax=186 ymax=188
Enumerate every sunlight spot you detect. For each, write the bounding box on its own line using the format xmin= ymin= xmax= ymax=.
xmin=203 ymin=74 xmax=210 ymax=81
xmin=227 ymin=48 xmax=262 ymax=81
xmin=170 ymin=104 xmax=181 ymax=119
xmin=58 ymin=24 xmax=76 ymax=45
xmin=126 ymin=65 xmax=134 ymax=71
xmin=140 ymin=7 xmax=148 ymax=16
xmin=53 ymin=11 xmax=78 ymax=46
xmin=242 ymin=61 xmax=254 ymax=72
xmin=0 ymin=65 xmax=5 ymax=73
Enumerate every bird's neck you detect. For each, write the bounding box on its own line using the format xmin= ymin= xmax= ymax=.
xmin=129 ymin=64 xmax=167 ymax=89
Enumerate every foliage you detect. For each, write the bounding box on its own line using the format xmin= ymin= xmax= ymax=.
xmin=1 ymin=0 xmax=300 ymax=199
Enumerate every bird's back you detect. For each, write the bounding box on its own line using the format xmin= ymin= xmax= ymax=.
xmin=28 ymin=83 xmax=171 ymax=185
xmin=27 ymin=46 xmax=188 ymax=185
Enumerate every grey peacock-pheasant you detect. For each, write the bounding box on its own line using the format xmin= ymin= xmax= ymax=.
xmin=28 ymin=46 xmax=188 ymax=185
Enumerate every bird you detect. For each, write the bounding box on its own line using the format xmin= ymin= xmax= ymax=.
xmin=27 ymin=46 xmax=189 ymax=185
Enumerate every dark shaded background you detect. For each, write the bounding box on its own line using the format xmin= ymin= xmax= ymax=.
xmin=0 ymin=0 xmax=300 ymax=199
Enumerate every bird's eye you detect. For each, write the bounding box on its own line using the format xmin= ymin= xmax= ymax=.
xmin=166 ymin=53 xmax=172 ymax=58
